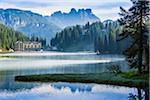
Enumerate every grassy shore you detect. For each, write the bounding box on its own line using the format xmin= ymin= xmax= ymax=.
xmin=15 ymin=72 xmax=149 ymax=88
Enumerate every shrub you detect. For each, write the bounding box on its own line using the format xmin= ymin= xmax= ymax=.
xmin=106 ymin=65 xmax=122 ymax=74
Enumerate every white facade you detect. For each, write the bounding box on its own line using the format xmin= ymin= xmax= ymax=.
xmin=15 ymin=41 xmax=41 ymax=51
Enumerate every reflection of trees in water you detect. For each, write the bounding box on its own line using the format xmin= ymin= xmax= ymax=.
xmin=128 ymin=88 xmax=149 ymax=100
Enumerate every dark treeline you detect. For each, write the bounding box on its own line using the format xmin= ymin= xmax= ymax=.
xmin=51 ymin=21 xmax=129 ymax=53
xmin=94 ymin=20 xmax=129 ymax=54
xmin=0 ymin=23 xmax=28 ymax=49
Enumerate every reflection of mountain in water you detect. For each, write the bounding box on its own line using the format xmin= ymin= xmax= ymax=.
xmin=0 ymin=83 xmax=148 ymax=100
xmin=51 ymin=83 xmax=92 ymax=92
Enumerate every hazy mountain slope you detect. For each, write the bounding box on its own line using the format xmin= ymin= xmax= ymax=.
xmin=0 ymin=9 xmax=61 ymax=41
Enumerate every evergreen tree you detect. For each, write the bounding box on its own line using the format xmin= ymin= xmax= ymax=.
xmin=51 ymin=21 xmax=125 ymax=52
xmin=118 ymin=0 xmax=149 ymax=73
xmin=0 ymin=24 xmax=28 ymax=49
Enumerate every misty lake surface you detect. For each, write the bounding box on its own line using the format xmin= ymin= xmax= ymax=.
xmin=0 ymin=52 xmax=142 ymax=100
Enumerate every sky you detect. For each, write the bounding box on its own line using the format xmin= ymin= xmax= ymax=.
xmin=0 ymin=0 xmax=132 ymax=21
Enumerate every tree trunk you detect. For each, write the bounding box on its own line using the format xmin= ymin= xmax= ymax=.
xmin=138 ymin=4 xmax=143 ymax=74
xmin=137 ymin=88 xmax=142 ymax=100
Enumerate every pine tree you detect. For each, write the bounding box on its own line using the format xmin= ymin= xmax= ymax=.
xmin=0 ymin=24 xmax=28 ymax=49
xmin=118 ymin=0 xmax=149 ymax=74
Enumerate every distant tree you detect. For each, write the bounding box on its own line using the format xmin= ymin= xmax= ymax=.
xmin=0 ymin=24 xmax=28 ymax=49
xmin=118 ymin=0 xmax=149 ymax=74
xmin=41 ymin=38 xmax=46 ymax=48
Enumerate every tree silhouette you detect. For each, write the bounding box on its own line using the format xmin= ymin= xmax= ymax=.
xmin=118 ymin=0 xmax=149 ymax=74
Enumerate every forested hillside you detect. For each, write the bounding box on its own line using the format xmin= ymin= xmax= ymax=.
xmin=0 ymin=8 xmax=100 ymax=41
xmin=0 ymin=9 xmax=61 ymax=41
xmin=0 ymin=24 xmax=28 ymax=49
xmin=51 ymin=20 xmax=129 ymax=53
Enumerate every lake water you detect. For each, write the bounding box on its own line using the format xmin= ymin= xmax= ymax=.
xmin=0 ymin=52 xmax=146 ymax=100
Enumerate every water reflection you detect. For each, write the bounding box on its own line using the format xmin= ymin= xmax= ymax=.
xmin=0 ymin=52 xmax=128 ymax=91
xmin=128 ymin=88 xmax=149 ymax=100
xmin=0 ymin=52 xmax=140 ymax=100
xmin=0 ymin=82 xmax=146 ymax=100
xmin=0 ymin=62 xmax=127 ymax=91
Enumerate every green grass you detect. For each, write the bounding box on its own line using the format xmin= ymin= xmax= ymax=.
xmin=15 ymin=72 xmax=149 ymax=89
xmin=119 ymin=71 xmax=149 ymax=80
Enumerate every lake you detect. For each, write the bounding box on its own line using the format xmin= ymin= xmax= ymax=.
xmin=0 ymin=52 xmax=145 ymax=100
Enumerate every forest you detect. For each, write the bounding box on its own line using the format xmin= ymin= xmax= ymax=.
xmin=0 ymin=24 xmax=47 ymax=50
xmin=51 ymin=21 xmax=129 ymax=53
xmin=0 ymin=23 xmax=28 ymax=49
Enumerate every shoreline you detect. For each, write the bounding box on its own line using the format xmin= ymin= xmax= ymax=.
xmin=15 ymin=72 xmax=148 ymax=89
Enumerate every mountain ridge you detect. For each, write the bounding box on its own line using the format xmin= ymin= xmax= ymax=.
xmin=0 ymin=8 xmax=100 ymax=42
xmin=47 ymin=8 xmax=100 ymax=28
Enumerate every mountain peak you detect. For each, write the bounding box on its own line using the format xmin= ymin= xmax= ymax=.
xmin=78 ymin=8 xmax=92 ymax=14
xmin=85 ymin=8 xmax=92 ymax=14
xmin=51 ymin=8 xmax=94 ymax=17
xmin=70 ymin=8 xmax=77 ymax=13
xmin=51 ymin=11 xmax=62 ymax=17
xmin=49 ymin=8 xmax=100 ymax=28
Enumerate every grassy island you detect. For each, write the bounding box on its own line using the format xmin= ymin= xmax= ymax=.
xmin=15 ymin=72 xmax=149 ymax=89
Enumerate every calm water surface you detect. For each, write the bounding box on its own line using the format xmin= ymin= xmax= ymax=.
xmin=0 ymin=52 xmax=146 ymax=100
